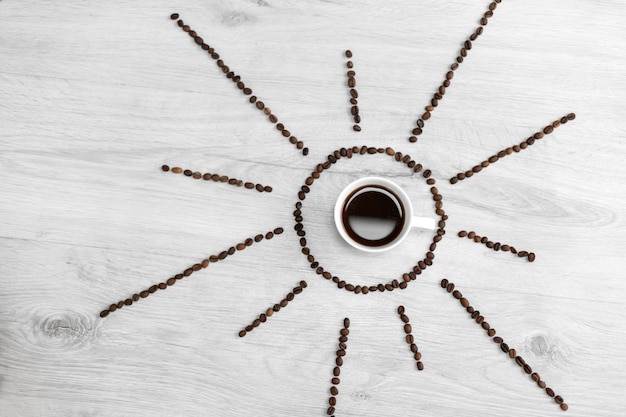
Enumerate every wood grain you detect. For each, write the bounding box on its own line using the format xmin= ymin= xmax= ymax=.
xmin=1 ymin=0 xmax=625 ymax=416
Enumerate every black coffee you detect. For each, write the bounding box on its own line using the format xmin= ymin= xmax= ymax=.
xmin=341 ymin=185 xmax=405 ymax=247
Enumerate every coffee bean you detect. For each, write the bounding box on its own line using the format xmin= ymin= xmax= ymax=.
xmin=500 ymin=342 xmax=510 ymax=353
xmin=333 ymin=367 xmax=340 ymax=376
xmin=528 ymin=252 xmax=536 ymax=262
xmin=345 ymin=50 xmax=352 ymax=58
xmin=441 ymin=278 xmax=449 ymax=288
xmin=515 ymin=356 xmax=526 ymax=367
xmin=343 ymin=318 xmax=350 ymax=328
xmin=417 ymin=362 xmax=424 ymax=371
xmin=560 ymin=404 xmax=568 ymax=411
xmin=543 ymin=125 xmax=554 ymax=134
xmin=404 ymin=324 xmax=412 ymax=334
xmin=554 ymin=395 xmax=564 ymax=404
xmin=546 ymin=387 xmax=555 ymax=397
xmin=523 ymin=364 xmax=532 ymax=374
xmin=99 ymin=310 xmax=110 ymax=318
xmin=158 ymin=283 xmax=167 ymax=290
xmin=353 ymin=125 xmax=361 ymax=132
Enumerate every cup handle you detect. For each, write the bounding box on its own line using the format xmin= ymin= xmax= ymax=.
xmin=411 ymin=216 xmax=437 ymax=230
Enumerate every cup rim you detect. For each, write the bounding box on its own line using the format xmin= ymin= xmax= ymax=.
xmin=334 ymin=176 xmax=414 ymax=253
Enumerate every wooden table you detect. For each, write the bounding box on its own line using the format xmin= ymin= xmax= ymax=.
xmin=1 ymin=1 xmax=625 ymax=416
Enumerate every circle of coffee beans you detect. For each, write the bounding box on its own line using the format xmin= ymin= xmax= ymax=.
xmin=295 ymin=146 xmax=445 ymax=294
xmin=99 ymin=227 xmax=284 ymax=318
xmin=440 ymin=278 xmax=568 ymax=411
xmin=170 ymin=14 xmax=308 ymax=156
xmin=409 ymin=1 xmax=504 ymax=143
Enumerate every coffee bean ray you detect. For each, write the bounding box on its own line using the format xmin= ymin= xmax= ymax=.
xmin=98 ymin=227 xmax=284 ymax=318
xmin=238 ymin=280 xmax=308 ymax=337
xmin=449 ymin=114 xmax=576 ymax=184
xmin=161 ymin=164 xmax=273 ymax=193
xmin=439 ymin=279 xmax=568 ymax=411
xmin=170 ymin=13 xmax=308 ymax=155
xmin=408 ymin=0 xmax=505 ymax=143
xmin=457 ymin=230 xmax=535 ymax=262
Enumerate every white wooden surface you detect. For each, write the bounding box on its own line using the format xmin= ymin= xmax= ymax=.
xmin=1 ymin=0 xmax=625 ymax=416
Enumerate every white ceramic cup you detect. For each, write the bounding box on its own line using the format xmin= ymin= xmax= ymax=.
xmin=334 ymin=177 xmax=436 ymax=252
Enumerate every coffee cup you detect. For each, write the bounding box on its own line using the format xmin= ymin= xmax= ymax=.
xmin=334 ymin=177 xmax=436 ymax=252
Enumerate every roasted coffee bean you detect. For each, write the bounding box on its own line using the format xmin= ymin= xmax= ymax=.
xmin=523 ymin=364 xmax=532 ymax=374
xmin=546 ymin=387 xmax=555 ymax=397
xmin=452 ymin=290 xmax=462 ymax=299
xmin=353 ymin=125 xmax=361 ymax=132
xmin=554 ymin=395 xmax=564 ymax=404
xmin=500 ymin=342 xmax=510 ymax=353
xmin=528 ymin=252 xmax=536 ymax=262
xmin=404 ymin=324 xmax=412 ymax=334
xmin=417 ymin=362 xmax=424 ymax=371
xmin=508 ymin=348 xmax=517 ymax=359
xmin=560 ymin=404 xmax=568 ymax=411
xmin=157 ymin=283 xmax=166 ymax=290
